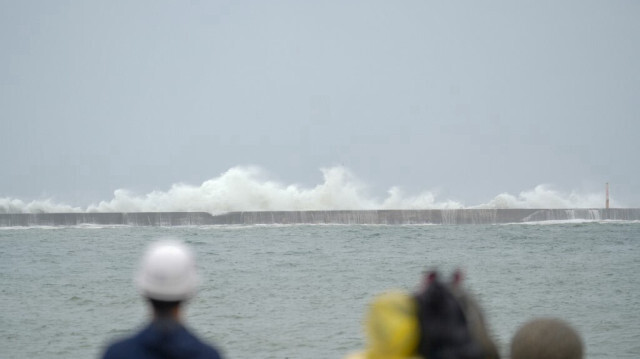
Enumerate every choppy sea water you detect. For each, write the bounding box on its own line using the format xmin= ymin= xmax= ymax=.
xmin=1 ymin=222 xmax=639 ymax=359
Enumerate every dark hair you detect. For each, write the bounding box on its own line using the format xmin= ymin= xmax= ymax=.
xmin=413 ymin=271 xmax=487 ymax=359
xmin=148 ymin=298 xmax=182 ymax=318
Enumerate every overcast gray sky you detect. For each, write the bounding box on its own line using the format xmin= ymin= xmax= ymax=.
xmin=1 ymin=0 xmax=639 ymax=209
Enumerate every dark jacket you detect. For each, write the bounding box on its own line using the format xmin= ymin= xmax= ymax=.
xmin=102 ymin=320 xmax=222 ymax=359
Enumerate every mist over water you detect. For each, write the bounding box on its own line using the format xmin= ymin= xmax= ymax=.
xmin=0 ymin=166 xmax=611 ymax=214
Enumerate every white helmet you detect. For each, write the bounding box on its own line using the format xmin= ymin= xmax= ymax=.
xmin=135 ymin=240 xmax=199 ymax=301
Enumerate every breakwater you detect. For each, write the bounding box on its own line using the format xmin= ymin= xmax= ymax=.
xmin=1 ymin=209 xmax=639 ymax=226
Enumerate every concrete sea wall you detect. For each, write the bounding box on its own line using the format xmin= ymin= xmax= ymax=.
xmin=0 ymin=212 xmax=213 ymax=227
xmin=0 ymin=209 xmax=639 ymax=226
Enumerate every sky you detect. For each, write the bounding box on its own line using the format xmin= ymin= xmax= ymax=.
xmin=1 ymin=0 xmax=639 ymax=211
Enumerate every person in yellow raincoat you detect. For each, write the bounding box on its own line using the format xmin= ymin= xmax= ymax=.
xmin=345 ymin=290 xmax=422 ymax=359
xmin=345 ymin=270 xmax=501 ymax=359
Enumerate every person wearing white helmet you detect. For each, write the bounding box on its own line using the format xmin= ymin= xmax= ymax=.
xmin=101 ymin=240 xmax=223 ymax=359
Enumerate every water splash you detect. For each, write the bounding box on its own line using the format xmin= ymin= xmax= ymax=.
xmin=0 ymin=166 xmax=609 ymax=214
xmin=475 ymin=185 xmax=605 ymax=209
xmin=0 ymin=198 xmax=82 ymax=214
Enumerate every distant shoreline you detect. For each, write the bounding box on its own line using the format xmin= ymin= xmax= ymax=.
xmin=1 ymin=208 xmax=639 ymax=226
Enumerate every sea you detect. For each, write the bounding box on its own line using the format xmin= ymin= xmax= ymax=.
xmin=1 ymin=222 xmax=639 ymax=359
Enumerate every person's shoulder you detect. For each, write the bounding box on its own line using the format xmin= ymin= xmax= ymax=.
xmin=188 ymin=333 xmax=222 ymax=359
xmin=179 ymin=326 xmax=223 ymax=359
xmin=198 ymin=343 xmax=223 ymax=359
xmin=101 ymin=335 xmax=142 ymax=359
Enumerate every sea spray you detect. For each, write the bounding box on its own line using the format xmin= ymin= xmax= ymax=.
xmin=0 ymin=197 xmax=82 ymax=214
xmin=474 ymin=185 xmax=605 ymax=209
xmin=0 ymin=166 xmax=609 ymax=213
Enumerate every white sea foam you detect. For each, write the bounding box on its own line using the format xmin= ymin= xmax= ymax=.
xmin=0 ymin=166 xmax=609 ymax=213
xmin=0 ymin=198 xmax=82 ymax=214
xmin=473 ymin=184 xmax=605 ymax=209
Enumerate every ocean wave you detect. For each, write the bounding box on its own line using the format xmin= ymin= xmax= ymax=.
xmin=0 ymin=166 xmax=610 ymax=213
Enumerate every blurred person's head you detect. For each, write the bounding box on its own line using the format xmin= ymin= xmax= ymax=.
xmin=363 ymin=291 xmax=420 ymax=359
xmin=135 ymin=240 xmax=198 ymax=319
xmin=413 ymin=270 xmax=500 ymax=359
xmin=510 ymin=318 xmax=583 ymax=359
